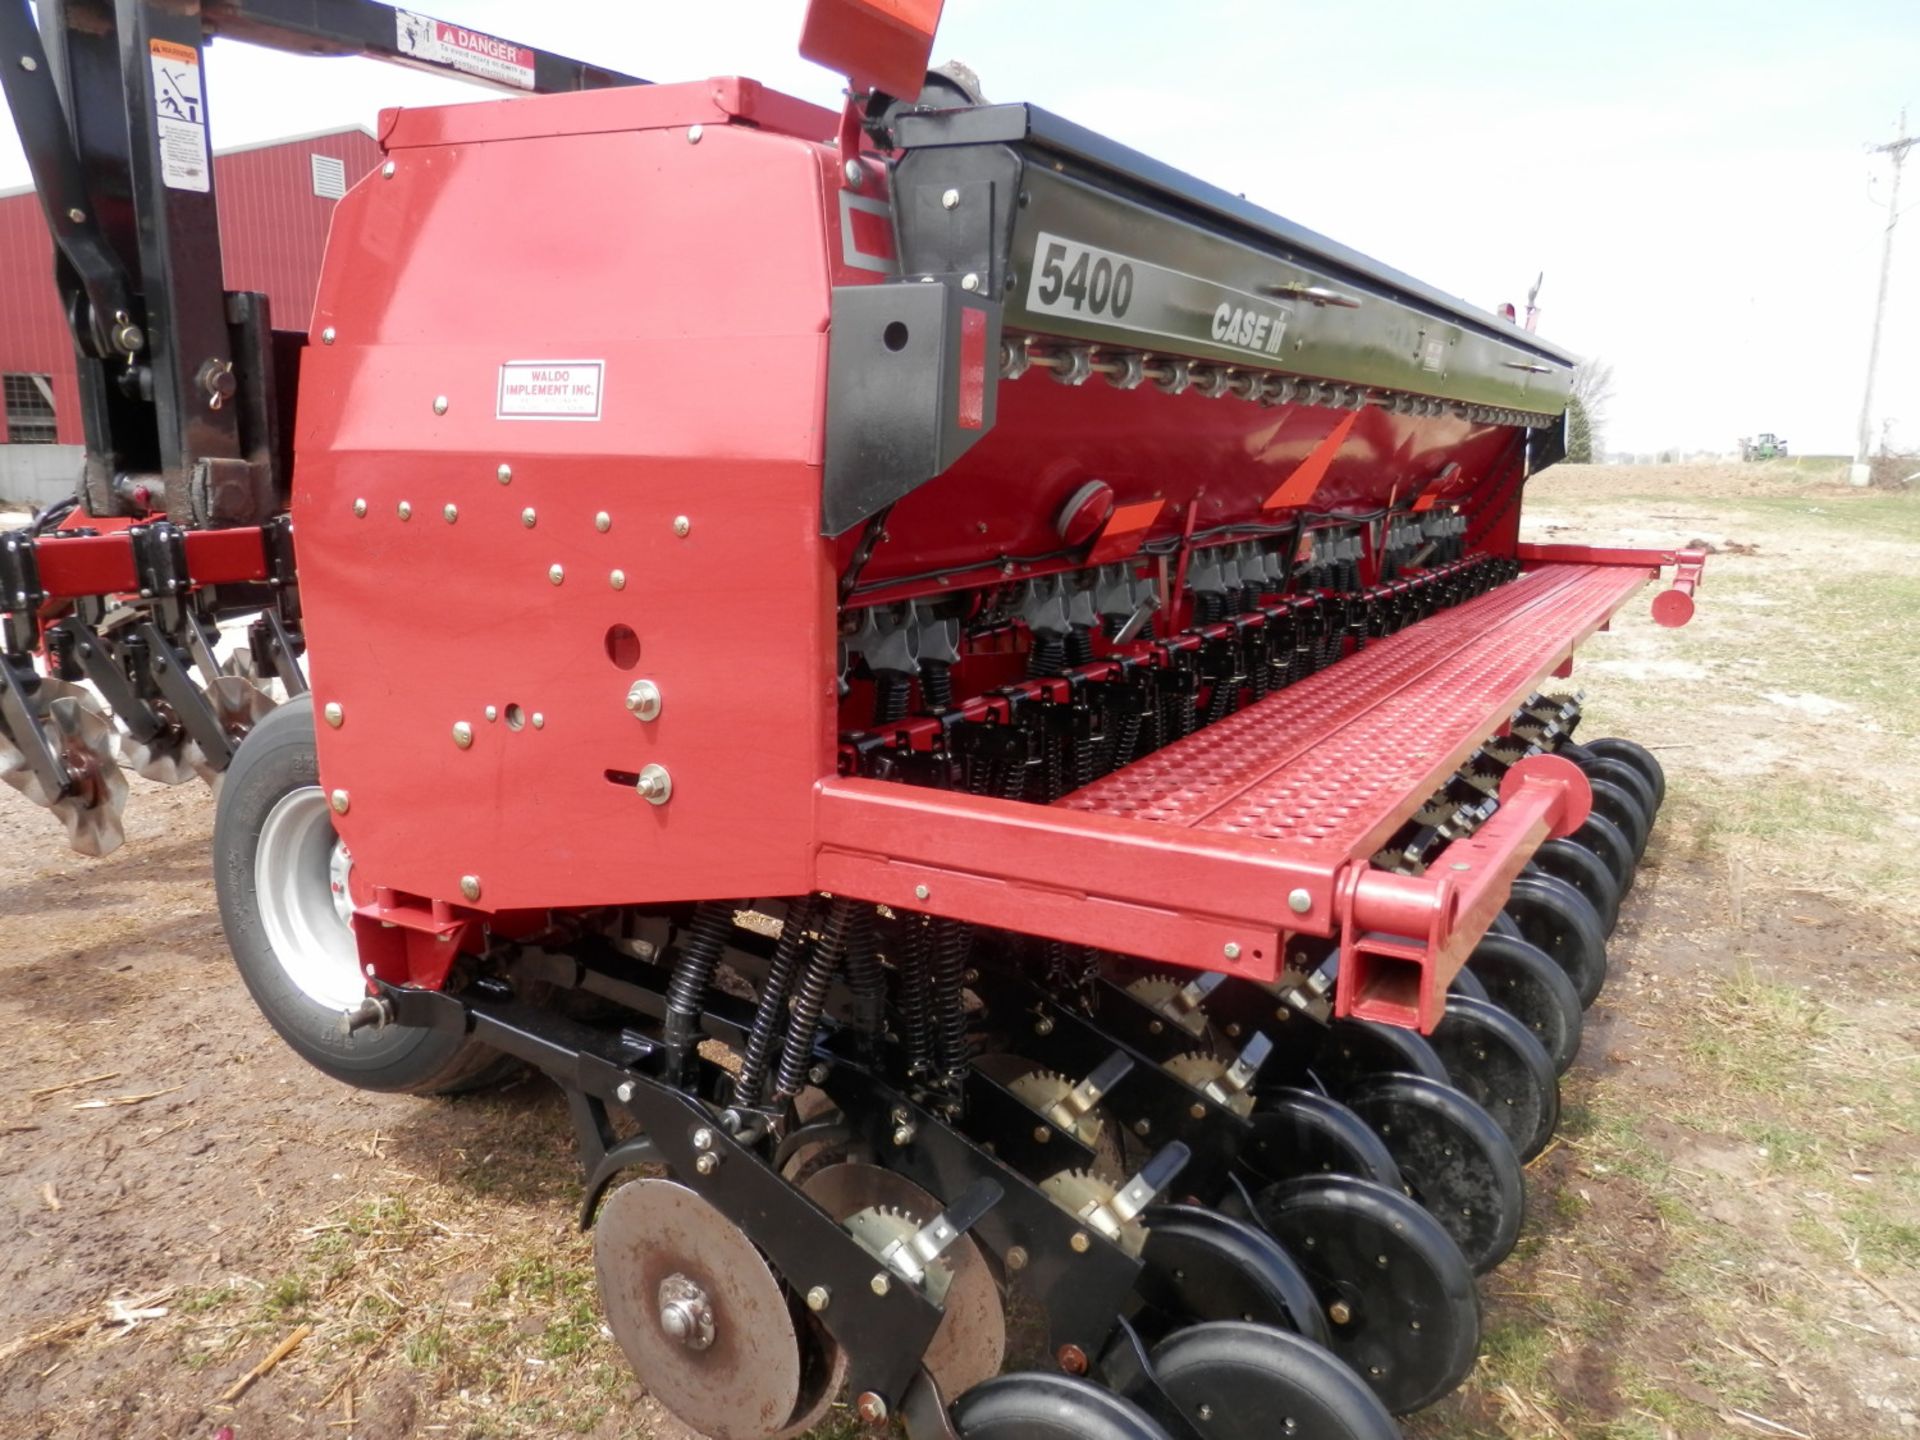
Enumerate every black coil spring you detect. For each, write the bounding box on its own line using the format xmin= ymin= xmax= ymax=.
xmin=895 ymin=915 xmax=936 ymax=1080
xmin=1204 ymin=669 xmax=1238 ymax=726
xmin=773 ymin=896 xmax=856 ymax=1102
xmin=841 ymin=901 xmax=883 ymax=1054
xmin=931 ymin=917 xmax=973 ymax=1092
xmin=921 ymin=661 xmax=953 ymax=711
xmin=1110 ymin=705 xmax=1145 ymax=770
xmin=736 ymin=896 xmax=814 ymax=1107
xmin=664 ymin=901 xmax=732 ymax=1079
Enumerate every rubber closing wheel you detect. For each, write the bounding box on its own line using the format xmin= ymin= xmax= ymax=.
xmin=1342 ymin=1073 xmax=1525 ymax=1274
xmin=1467 ymin=934 xmax=1584 ymax=1076
xmin=1254 ymin=1174 xmax=1480 ymax=1415
xmin=1587 ymin=775 xmax=1651 ymax=863
xmin=1504 ymin=871 xmax=1610 ymax=1008
xmin=1312 ymin=1018 xmax=1451 ymax=1091
xmin=1449 ymin=966 xmax=1489 ymax=1002
xmin=1529 ymin=836 xmax=1622 ymax=934
xmin=954 ymin=1371 xmax=1172 ymax=1440
xmin=1585 ymin=757 xmax=1658 ymax=840
xmin=1429 ymin=995 xmax=1560 ymax=1161
xmin=1143 ymin=1321 xmax=1401 ymax=1440
xmin=1582 ymin=736 xmax=1665 ymax=808
xmin=1571 ymin=811 xmax=1636 ymax=896
xmin=1139 ymin=1204 xmax=1330 ymax=1346
xmin=1247 ymin=1088 xmax=1404 ymax=1188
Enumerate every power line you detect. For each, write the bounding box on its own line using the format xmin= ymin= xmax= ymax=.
xmin=1855 ymin=108 xmax=1914 ymax=484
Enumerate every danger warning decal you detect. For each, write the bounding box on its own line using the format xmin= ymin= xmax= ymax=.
xmin=148 ymin=40 xmax=209 ymax=193
xmin=497 ymin=361 xmax=604 ymax=421
xmin=395 ymin=10 xmax=536 ymax=91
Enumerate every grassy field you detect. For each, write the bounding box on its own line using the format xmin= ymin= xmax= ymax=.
xmin=1 ymin=461 xmax=1915 ymax=1439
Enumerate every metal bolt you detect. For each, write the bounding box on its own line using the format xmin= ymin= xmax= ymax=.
xmin=615 ymin=1081 xmax=635 ymax=1102
xmin=692 ymin=1127 xmax=715 ymax=1151
xmin=432 ymin=395 xmax=448 ymax=415
xmin=1450 ymin=861 xmax=1471 ymax=872
xmin=892 ymin=1123 xmax=915 ymax=1146
xmin=459 ymin=875 xmax=480 ymax=900
xmin=914 ymin=883 xmax=930 ymax=900
xmin=497 ymin=463 xmax=513 ymax=484
xmin=808 ymin=1064 xmax=830 ymax=1086
xmin=19 ymin=55 xmax=38 ymax=71
xmin=397 ymin=500 xmax=412 ymax=521
xmin=1034 ymin=1016 xmax=1054 ymax=1036
xmin=1057 ymin=1344 xmax=1089 ymax=1375
xmin=353 ymin=498 xmax=367 ymax=517
xmin=941 ymin=187 xmax=960 ymax=209
xmin=1197 ymin=1404 xmax=1214 ymax=1421
xmin=1328 ymin=1300 xmax=1353 ymax=1325
xmin=1069 ymin=1231 xmax=1091 ymax=1254
xmin=686 ymin=124 xmax=703 ymax=143
xmin=695 ymin=1152 xmax=719 ymax=1176
xmin=673 ymin=515 xmax=691 ymax=537
xmin=531 ymin=712 xmax=545 ymax=729
xmin=843 ymin=159 xmax=863 ymax=187
xmin=1287 ymin=888 xmax=1312 ymax=914
xmin=323 ymin=702 xmax=344 ymax=728
xmin=1005 ymin=1245 xmax=1028 ymax=1271
xmin=320 ymin=327 xmax=336 ymax=345
xmin=855 ymin=1393 xmax=888 ymax=1425
xmin=330 ymin=789 xmax=350 ymax=814
xmin=1190 ymin=1103 xmax=1206 ymax=1120
xmin=626 ymin=679 xmax=662 ymax=721
xmin=805 ymin=1286 xmax=831 ymax=1312
xmin=521 ymin=507 xmax=537 ymax=528
xmin=961 ymin=272 xmax=981 ymax=291
xmin=636 ymin=763 xmax=673 ymax=805
xmin=869 ymin=1272 xmax=890 ymax=1297
xmin=609 ymin=569 xmax=626 ymax=590
xmin=485 ymin=705 xmax=498 ymax=722
xmin=548 ymin=563 xmax=565 ymax=585
xmin=443 ymin=503 xmax=458 ymax=523
xmin=594 ymin=511 xmax=611 ymax=532
xmin=1033 ymin=1125 xmax=1051 ymax=1144
xmin=381 ymin=161 xmax=396 ymax=178
xmin=452 ymin=721 xmax=473 ymax=748
xmin=1223 ymin=941 xmax=1241 ymax=960
xmin=1134 ymin=1119 xmax=1152 ymax=1137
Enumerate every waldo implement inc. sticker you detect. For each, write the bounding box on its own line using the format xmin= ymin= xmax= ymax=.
xmin=148 ymin=40 xmax=209 ymax=192
xmin=395 ymin=10 xmax=535 ymax=90
xmin=497 ymin=362 xmax=604 ymax=421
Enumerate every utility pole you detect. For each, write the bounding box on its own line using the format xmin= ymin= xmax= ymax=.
xmin=1855 ymin=109 xmax=1913 ymax=486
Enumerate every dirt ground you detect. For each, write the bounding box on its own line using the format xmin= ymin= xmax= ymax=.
xmin=2 ymin=461 xmax=1917 ymax=1440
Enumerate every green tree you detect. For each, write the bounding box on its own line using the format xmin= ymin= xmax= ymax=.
xmin=1568 ymin=359 xmax=1614 ymax=462
xmin=1566 ymin=395 xmax=1595 ymax=463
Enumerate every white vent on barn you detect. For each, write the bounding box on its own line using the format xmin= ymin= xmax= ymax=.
xmin=310 ymin=152 xmax=347 ymax=200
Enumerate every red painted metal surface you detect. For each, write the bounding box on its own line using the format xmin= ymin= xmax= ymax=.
xmin=1516 ymin=540 xmax=1705 ymax=628
xmin=27 ymin=524 xmax=270 ymax=597
xmin=798 ymin=0 xmax=944 ymax=99
xmin=0 ymin=129 xmax=378 ymax=450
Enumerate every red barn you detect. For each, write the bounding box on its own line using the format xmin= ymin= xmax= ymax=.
xmin=0 ymin=125 xmax=381 ymax=507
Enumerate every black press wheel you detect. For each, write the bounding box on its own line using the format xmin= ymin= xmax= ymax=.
xmin=953 ymin=1371 xmax=1173 ymax=1440
xmin=1528 ymin=835 xmax=1622 ymax=934
xmin=1139 ymin=1321 xmax=1401 ymax=1440
xmin=1466 ymin=934 xmax=1584 ymax=1076
xmin=1253 ymin=1174 xmax=1480 ymax=1415
xmin=1582 ymin=736 xmax=1666 ymax=808
xmin=1570 ymin=811 xmax=1636 ymax=896
xmin=1138 ymin=1204 xmax=1331 ymax=1346
xmin=1587 ymin=775 xmax=1651 ymax=863
xmin=1310 ymin=1018 xmax=1452 ymax=1091
xmin=1584 ymin=757 xmax=1659 ymax=836
xmin=1341 ymin=1073 xmax=1526 ymax=1275
xmin=1449 ymin=966 xmax=1490 ymax=1002
xmin=1246 ymin=1087 xmax=1405 ymax=1189
xmin=213 ymin=694 xmax=515 ymax=1095
xmin=1428 ymin=995 xmax=1560 ymax=1161
xmin=1503 ymin=871 xmax=1610 ymax=1008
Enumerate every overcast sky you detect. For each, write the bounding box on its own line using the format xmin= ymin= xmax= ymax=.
xmin=2 ymin=0 xmax=1914 ymax=456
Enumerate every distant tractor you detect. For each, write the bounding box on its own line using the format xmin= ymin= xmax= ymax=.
xmin=1741 ymin=432 xmax=1789 ymax=461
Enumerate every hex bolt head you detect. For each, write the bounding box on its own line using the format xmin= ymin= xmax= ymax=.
xmin=892 ymin=1123 xmax=915 ymax=1146
xmin=805 ymin=1286 xmax=830 ymax=1312
xmin=615 ymin=1081 xmax=635 ymax=1102
xmin=694 ymin=1152 xmax=719 ymax=1176
xmin=381 ymin=160 xmax=395 ymax=178
xmin=432 ymin=395 xmax=448 ymax=415
xmin=686 ymin=124 xmax=703 ymax=143
xmin=610 ymin=569 xmax=626 ymax=590
xmin=843 ymin=159 xmax=863 ymax=187
xmin=443 ymin=503 xmax=458 ymax=523
xmin=323 ymin=702 xmax=344 ymax=729
xmin=941 ymin=187 xmax=960 ymax=209
xmin=521 ymin=507 xmax=537 ymax=528
xmin=1004 ymin=1245 xmax=1028 ymax=1272
xmin=320 ymin=327 xmax=336 ymax=345
xmin=625 ymin=679 xmax=662 ymax=721
xmin=1287 ymin=888 xmax=1312 ymax=914
xmin=485 ymin=705 xmax=498 ymax=722
xmin=1223 ymin=941 xmax=1241 ymax=960
xmin=397 ymin=500 xmax=412 ymax=521
xmin=531 ymin=712 xmax=545 ymax=729
xmin=1069 ymin=1231 xmax=1091 ymax=1254
xmin=673 ymin=515 xmax=691 ymax=537
xmin=548 ymin=563 xmax=565 ymax=585
xmin=961 ymin=272 xmax=981 ymax=291
xmin=914 ymin=884 xmax=930 ymax=901
xmin=855 ymin=1393 xmax=888 ymax=1425
xmin=330 ymin=789 xmax=350 ymax=814
xmin=497 ymin=463 xmax=513 ymax=485
xmin=1328 ymin=1299 xmax=1353 ymax=1325
xmin=808 ymin=1064 xmax=830 ymax=1086
xmin=635 ymin=763 xmax=673 ymax=805
xmin=691 ymin=1127 xmax=715 ymax=1152
xmin=452 ymin=721 xmax=473 ymax=748
xmin=595 ymin=511 xmax=612 ymax=532
xmin=459 ymin=875 xmax=481 ymax=901
xmin=352 ymin=498 xmax=367 ymax=518
xmin=869 ymin=1273 xmax=890 ymax=1297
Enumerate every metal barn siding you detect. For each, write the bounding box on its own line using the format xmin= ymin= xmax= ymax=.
xmin=0 ymin=127 xmax=380 ymax=472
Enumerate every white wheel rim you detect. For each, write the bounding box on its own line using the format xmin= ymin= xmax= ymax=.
xmin=255 ymin=784 xmax=365 ymax=1010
